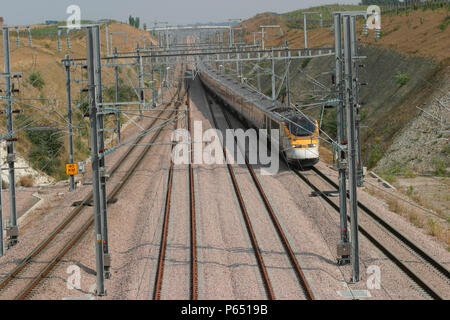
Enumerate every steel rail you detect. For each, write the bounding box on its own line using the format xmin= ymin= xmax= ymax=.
xmin=219 ymin=102 xmax=315 ymax=300
xmin=153 ymin=101 xmax=182 ymax=300
xmin=293 ymin=168 xmax=444 ymax=300
xmin=15 ymin=96 xmax=180 ymax=300
xmin=187 ymin=89 xmax=198 ymax=300
xmin=0 ymin=102 xmax=173 ymax=294
xmin=1 ymin=92 xmax=178 ymax=299
xmin=202 ymin=83 xmax=276 ymax=300
xmin=312 ymin=167 xmax=450 ymax=281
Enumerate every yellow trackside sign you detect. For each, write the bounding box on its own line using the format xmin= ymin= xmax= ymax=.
xmin=66 ymin=163 xmax=78 ymax=176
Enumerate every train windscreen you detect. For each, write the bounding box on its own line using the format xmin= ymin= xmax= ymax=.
xmin=288 ymin=117 xmax=317 ymax=137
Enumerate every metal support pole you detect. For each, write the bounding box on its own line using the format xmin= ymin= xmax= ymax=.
xmin=166 ymin=26 xmax=169 ymax=50
xmin=319 ymin=105 xmax=326 ymax=128
xmin=110 ymin=33 xmax=113 ymax=53
xmin=57 ymin=29 xmax=62 ymax=52
xmin=343 ymin=15 xmax=360 ymax=282
xmin=105 ymin=24 xmax=109 ymax=57
xmin=3 ymin=27 xmax=18 ymax=248
xmin=271 ymin=48 xmax=276 ymax=106
xmin=231 ymin=28 xmax=234 ymax=47
xmin=257 ymin=52 xmax=261 ymax=92
xmin=285 ymin=41 xmax=291 ymax=107
xmin=261 ymin=28 xmax=265 ymax=51
xmin=137 ymin=45 xmax=144 ymax=119
xmin=304 ymin=14 xmax=308 ymax=49
xmin=66 ymin=30 xmax=71 ymax=49
xmin=236 ymin=51 xmax=241 ymax=80
xmin=86 ymin=27 xmax=105 ymax=295
xmin=151 ymin=46 xmax=156 ymax=108
xmin=334 ymin=13 xmax=350 ymax=265
xmin=114 ymin=47 xmax=121 ymax=144
xmin=160 ymin=65 xmax=163 ymax=104
xmin=27 ymin=26 xmax=32 ymax=47
xmin=64 ymin=54 xmax=75 ymax=191
xmin=15 ymin=27 xmax=19 ymax=48
xmin=350 ymin=16 xmax=364 ymax=187
xmin=93 ymin=26 xmax=111 ymax=279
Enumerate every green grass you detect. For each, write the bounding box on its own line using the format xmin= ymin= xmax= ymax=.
xmin=380 ymin=172 xmax=397 ymax=184
xmin=29 ymin=72 xmax=45 ymax=90
xmin=284 ymin=4 xmax=366 ymax=20
xmin=438 ymin=16 xmax=450 ymax=31
xmin=377 ymin=160 xmax=419 ymax=183
xmin=433 ymin=156 xmax=449 ymax=177
xmin=30 ymin=21 xmax=93 ymax=38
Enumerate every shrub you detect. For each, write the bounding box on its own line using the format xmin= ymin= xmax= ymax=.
xmin=29 ymin=72 xmax=45 ymax=89
xmin=321 ymin=109 xmax=337 ymax=140
xmin=80 ymin=101 xmax=90 ymax=117
xmin=395 ymin=72 xmax=410 ymax=87
xmin=368 ymin=144 xmax=383 ymax=168
xmin=2 ymin=179 xmax=9 ymax=190
xmin=18 ymin=175 xmax=34 ymax=187
xmin=104 ymin=82 xmax=137 ymax=102
xmin=406 ymin=186 xmax=414 ymax=197
xmin=301 ymin=58 xmax=312 ymax=69
xmin=27 ymin=128 xmax=64 ymax=177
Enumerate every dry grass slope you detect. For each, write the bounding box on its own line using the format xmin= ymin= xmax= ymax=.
xmin=0 ymin=22 xmax=157 ymax=181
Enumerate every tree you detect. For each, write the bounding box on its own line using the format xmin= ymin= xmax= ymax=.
xmin=143 ymin=23 xmax=147 ymax=31
xmin=135 ymin=17 xmax=140 ymax=29
xmin=129 ymin=15 xmax=135 ymax=26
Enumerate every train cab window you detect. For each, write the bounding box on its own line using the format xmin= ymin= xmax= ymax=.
xmin=287 ymin=117 xmax=316 ymax=137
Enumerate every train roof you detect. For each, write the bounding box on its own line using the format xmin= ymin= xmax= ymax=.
xmin=199 ymin=65 xmax=294 ymax=122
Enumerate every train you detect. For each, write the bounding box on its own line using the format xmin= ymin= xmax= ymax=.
xmin=198 ymin=66 xmax=320 ymax=167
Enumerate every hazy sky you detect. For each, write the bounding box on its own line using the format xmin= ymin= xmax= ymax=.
xmin=1 ymin=0 xmax=360 ymax=26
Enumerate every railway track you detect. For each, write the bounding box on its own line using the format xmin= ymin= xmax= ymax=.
xmin=0 ymin=94 xmax=179 ymax=300
xmin=153 ymin=95 xmax=182 ymax=300
xmin=203 ymin=78 xmax=447 ymax=300
xmin=204 ymin=87 xmax=315 ymax=300
xmin=292 ymin=167 xmax=448 ymax=300
xmin=187 ymin=89 xmax=199 ymax=300
xmin=152 ymin=82 xmax=199 ymax=301
xmin=312 ymin=166 xmax=450 ymax=282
